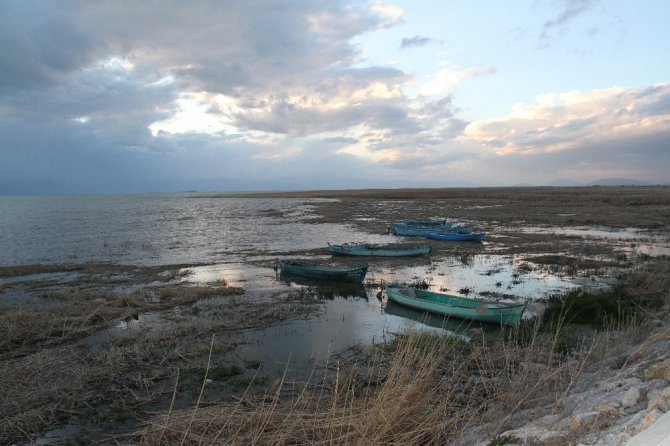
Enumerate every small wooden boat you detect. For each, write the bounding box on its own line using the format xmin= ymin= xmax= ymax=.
xmin=384 ymin=284 xmax=526 ymax=326
xmin=424 ymin=231 xmax=486 ymax=242
xmin=278 ymin=259 xmax=368 ymax=283
xmin=404 ymin=219 xmax=447 ymax=226
xmin=391 ymin=223 xmax=474 ymax=237
xmin=328 ymin=243 xmax=432 ymax=257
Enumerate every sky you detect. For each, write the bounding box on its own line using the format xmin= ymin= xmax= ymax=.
xmin=1 ymin=0 xmax=669 ymax=194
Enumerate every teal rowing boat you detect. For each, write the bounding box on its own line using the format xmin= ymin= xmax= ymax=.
xmin=404 ymin=219 xmax=447 ymax=226
xmin=384 ymin=284 xmax=526 ymax=326
xmin=391 ymin=223 xmax=474 ymax=236
xmin=328 ymin=243 xmax=431 ymax=257
xmin=424 ymin=231 xmax=486 ymax=242
xmin=278 ymin=259 xmax=368 ymax=283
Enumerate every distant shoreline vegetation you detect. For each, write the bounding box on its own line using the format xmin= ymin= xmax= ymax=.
xmin=205 ymin=185 xmax=670 ymax=202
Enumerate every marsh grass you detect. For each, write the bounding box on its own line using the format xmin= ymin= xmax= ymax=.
xmin=0 ymin=283 xmax=243 ymax=359
xmin=133 ymin=258 xmax=670 ymax=445
xmin=129 ymin=325 xmax=610 ymax=444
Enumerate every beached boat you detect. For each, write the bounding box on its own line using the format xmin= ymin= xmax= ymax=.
xmin=404 ymin=219 xmax=447 ymax=226
xmin=278 ymin=259 xmax=368 ymax=283
xmin=384 ymin=284 xmax=526 ymax=326
xmin=424 ymin=231 xmax=486 ymax=242
xmin=390 ymin=223 xmax=446 ymax=236
xmin=328 ymin=243 xmax=432 ymax=257
xmin=391 ymin=223 xmax=474 ymax=236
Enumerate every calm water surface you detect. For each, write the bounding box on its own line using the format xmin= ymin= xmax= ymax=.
xmin=1 ymin=193 xmax=377 ymax=265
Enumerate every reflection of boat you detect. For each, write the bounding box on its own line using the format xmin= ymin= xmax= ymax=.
xmin=391 ymin=223 xmax=474 ymax=236
xmin=385 ymin=285 xmax=526 ymax=326
xmin=328 ymin=243 xmax=431 ymax=257
xmin=279 ymin=273 xmax=368 ymax=299
xmin=424 ymin=231 xmax=486 ymax=242
xmin=384 ymin=300 xmax=477 ymax=333
xmin=278 ymin=259 xmax=368 ymax=283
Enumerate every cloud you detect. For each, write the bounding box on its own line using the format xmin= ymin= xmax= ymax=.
xmin=543 ymin=0 xmax=598 ymax=29
xmin=1 ymin=0 xmax=456 ymax=193
xmin=539 ymin=0 xmax=599 ymax=47
xmin=0 ymin=0 xmax=667 ymax=193
xmin=420 ymin=63 xmax=496 ymax=96
xmin=465 ymin=83 xmax=670 ymax=160
xmin=400 ymin=35 xmax=432 ymax=50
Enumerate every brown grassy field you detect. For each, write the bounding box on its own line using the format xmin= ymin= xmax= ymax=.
xmin=218 ymin=185 xmax=670 ymax=229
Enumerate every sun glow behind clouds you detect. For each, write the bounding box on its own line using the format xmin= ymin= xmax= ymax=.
xmin=149 ymin=92 xmax=240 ymax=136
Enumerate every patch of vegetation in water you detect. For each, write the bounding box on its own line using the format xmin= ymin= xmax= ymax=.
xmin=541 ymin=285 xmax=642 ymax=329
xmin=479 ymin=291 xmax=518 ymax=300
xmin=408 ymin=279 xmax=431 ymax=289
xmin=228 ymin=375 xmax=269 ymax=389
xmin=208 ymin=364 xmax=244 ymax=380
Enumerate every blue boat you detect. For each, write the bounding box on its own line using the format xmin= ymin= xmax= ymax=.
xmin=278 ymin=259 xmax=368 ymax=283
xmin=404 ymin=219 xmax=447 ymax=226
xmin=328 ymin=243 xmax=431 ymax=257
xmin=424 ymin=231 xmax=486 ymax=242
xmin=391 ymin=223 xmax=474 ymax=237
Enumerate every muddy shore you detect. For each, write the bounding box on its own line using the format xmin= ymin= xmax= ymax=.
xmin=1 ymin=186 xmax=669 ymax=444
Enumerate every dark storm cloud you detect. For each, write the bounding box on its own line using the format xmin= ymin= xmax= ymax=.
xmin=0 ymin=0 xmax=423 ymax=193
xmin=0 ymin=2 xmax=96 ymax=93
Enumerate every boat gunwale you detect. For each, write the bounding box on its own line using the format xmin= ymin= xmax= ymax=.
xmin=384 ymin=285 xmax=527 ymax=325
xmin=279 ymin=259 xmax=368 ymax=274
xmin=327 ymin=243 xmax=432 ymax=256
xmin=386 ymin=285 xmax=526 ymax=311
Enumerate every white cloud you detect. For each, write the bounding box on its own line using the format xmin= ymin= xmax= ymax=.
xmin=420 ymin=63 xmax=496 ymax=96
xmin=465 ymin=83 xmax=670 ymax=156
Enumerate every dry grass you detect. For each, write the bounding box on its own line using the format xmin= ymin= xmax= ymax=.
xmin=131 ymin=259 xmax=670 ymax=445
xmin=0 ymin=281 xmax=243 ymax=359
xmin=0 ymin=346 xmax=95 ymax=441
xmin=130 ymin=327 xmax=626 ymax=445
xmin=212 ymin=186 xmax=670 ymax=205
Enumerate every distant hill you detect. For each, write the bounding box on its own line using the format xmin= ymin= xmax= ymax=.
xmin=548 ymin=179 xmax=584 ymax=187
xmin=547 ymin=178 xmax=654 ymax=187
xmin=587 ymin=178 xmax=651 ymax=186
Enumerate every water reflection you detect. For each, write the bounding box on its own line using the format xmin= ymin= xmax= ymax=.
xmin=278 ymin=273 xmax=368 ymax=300
xmin=383 ymin=299 xmax=484 ymax=335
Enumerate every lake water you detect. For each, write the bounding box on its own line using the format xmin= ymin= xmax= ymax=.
xmin=0 ymin=193 xmax=364 ymax=265
xmin=0 ymin=192 xmax=656 ymax=380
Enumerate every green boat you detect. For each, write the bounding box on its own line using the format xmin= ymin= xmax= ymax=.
xmin=278 ymin=259 xmax=368 ymax=283
xmin=328 ymin=243 xmax=431 ymax=257
xmin=384 ymin=284 xmax=527 ymax=326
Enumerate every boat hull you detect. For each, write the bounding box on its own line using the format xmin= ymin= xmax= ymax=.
xmin=278 ymin=259 xmax=368 ymax=283
xmin=328 ymin=243 xmax=431 ymax=257
xmin=391 ymin=223 xmax=474 ymax=236
xmin=424 ymin=231 xmax=486 ymax=242
xmin=385 ymin=285 xmax=526 ymax=326
xmin=404 ymin=219 xmax=447 ymax=226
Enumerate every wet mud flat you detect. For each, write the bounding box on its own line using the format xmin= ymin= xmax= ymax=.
xmin=1 ymin=186 xmax=670 ymax=444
